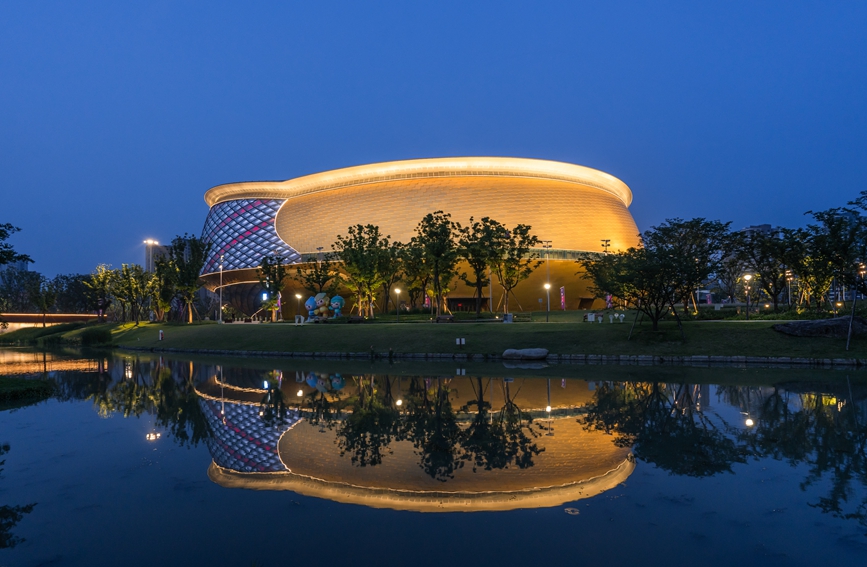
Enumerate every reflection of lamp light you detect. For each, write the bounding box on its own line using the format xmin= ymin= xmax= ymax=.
xmin=745 ymin=418 xmax=755 ymax=427
xmin=546 ymin=405 xmax=551 ymax=413
xmin=296 ymin=390 xmax=303 ymax=397
xmin=263 ymin=381 xmax=268 ymax=389
xmin=146 ymin=432 xmax=161 ymax=441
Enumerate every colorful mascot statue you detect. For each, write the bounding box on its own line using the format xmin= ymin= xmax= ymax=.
xmin=330 ymin=296 xmax=345 ymax=318
xmin=314 ymin=293 xmax=330 ymax=318
xmin=305 ymin=296 xmax=317 ymax=318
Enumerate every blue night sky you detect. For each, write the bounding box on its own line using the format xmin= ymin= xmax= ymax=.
xmin=2 ymin=1 xmax=865 ymax=276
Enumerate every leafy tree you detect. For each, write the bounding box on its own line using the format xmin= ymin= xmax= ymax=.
xmin=457 ymin=217 xmax=499 ymax=316
xmin=0 ymin=224 xmax=31 ymax=268
xmin=336 ymin=375 xmax=401 ymax=466
xmin=401 ymin=238 xmax=431 ymax=310
xmin=27 ymin=276 xmax=57 ymax=327
xmin=112 ymin=264 xmax=151 ymax=324
xmin=0 ymin=268 xmax=41 ymax=312
xmin=583 ymin=246 xmax=678 ymax=332
xmin=642 ymin=218 xmax=732 ymax=313
xmin=379 ymin=242 xmax=404 ymax=314
xmin=733 ymin=229 xmax=796 ymax=311
xmin=84 ymin=264 xmax=115 ymax=322
xmin=414 ymin=211 xmax=459 ymax=318
xmin=292 ymin=251 xmax=341 ymax=297
xmin=151 ymin=257 xmax=176 ymax=322
xmin=489 ymin=223 xmax=541 ymax=314
xmin=166 ymin=234 xmax=212 ymax=323
xmin=258 ymin=254 xmax=288 ymax=322
xmin=333 ymin=224 xmax=391 ymax=317
xmin=51 ymin=274 xmax=92 ymax=313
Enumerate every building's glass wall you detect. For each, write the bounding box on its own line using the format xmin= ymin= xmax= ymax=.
xmin=200 ymin=199 xmax=300 ymax=275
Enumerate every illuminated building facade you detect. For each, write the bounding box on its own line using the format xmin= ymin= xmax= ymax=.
xmin=199 ymin=157 xmax=640 ymax=315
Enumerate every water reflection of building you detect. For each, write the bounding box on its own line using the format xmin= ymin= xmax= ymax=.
xmin=200 ymin=374 xmax=635 ymax=512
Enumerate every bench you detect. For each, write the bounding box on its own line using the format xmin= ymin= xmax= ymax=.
xmin=435 ymin=315 xmax=455 ymax=323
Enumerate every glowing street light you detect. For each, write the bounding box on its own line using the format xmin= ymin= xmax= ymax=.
xmin=745 ymin=418 xmax=755 ymax=427
xmin=743 ymin=274 xmax=753 ymax=320
xmin=394 ymin=288 xmax=401 ymax=323
xmin=544 ymin=283 xmax=551 ymax=322
xmin=296 ymin=389 xmax=303 ymax=397
xmin=396 ymin=399 xmax=403 ymax=406
xmin=295 ymin=293 xmax=302 ymax=317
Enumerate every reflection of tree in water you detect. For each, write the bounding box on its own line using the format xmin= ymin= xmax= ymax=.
xmin=51 ymin=357 xmax=211 ymax=447
xmin=460 ymin=377 xmax=543 ymax=472
xmin=258 ymin=371 xmax=289 ymax=427
xmin=582 ymin=382 xmax=747 ymax=477
xmin=331 ymin=376 xmax=544 ymax=480
xmin=0 ymin=443 xmax=35 ymax=549
xmin=403 ymin=377 xmax=463 ymax=481
xmin=336 ymin=375 xmax=401 ymax=467
xmin=721 ymin=383 xmax=867 ymax=533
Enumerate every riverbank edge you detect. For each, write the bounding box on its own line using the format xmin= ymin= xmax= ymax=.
xmin=117 ymin=345 xmax=867 ymax=369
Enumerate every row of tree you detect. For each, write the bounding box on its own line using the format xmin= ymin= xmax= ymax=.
xmin=262 ymin=211 xmax=543 ymax=319
xmin=0 ymin=229 xmax=212 ymax=326
xmin=582 ymin=193 xmax=867 ymax=331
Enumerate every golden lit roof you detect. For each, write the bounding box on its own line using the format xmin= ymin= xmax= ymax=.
xmin=204 ymin=157 xmax=633 ymax=208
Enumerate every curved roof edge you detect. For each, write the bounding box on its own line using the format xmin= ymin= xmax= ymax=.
xmin=204 ymin=157 xmax=633 ymax=208
xmin=208 ymin=456 xmax=635 ymax=513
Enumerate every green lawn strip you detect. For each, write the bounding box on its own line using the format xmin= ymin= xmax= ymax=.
xmin=0 ymin=322 xmax=85 ymax=344
xmin=109 ymin=318 xmax=867 ymax=359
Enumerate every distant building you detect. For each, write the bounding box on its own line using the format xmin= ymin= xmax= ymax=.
xmin=740 ymin=224 xmax=780 ymax=238
xmin=144 ymin=240 xmax=168 ymax=272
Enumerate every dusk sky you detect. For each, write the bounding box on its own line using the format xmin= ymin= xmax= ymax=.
xmin=2 ymin=2 xmax=865 ymax=276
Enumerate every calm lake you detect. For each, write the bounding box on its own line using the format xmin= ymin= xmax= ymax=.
xmin=1 ymin=347 xmax=866 ymax=566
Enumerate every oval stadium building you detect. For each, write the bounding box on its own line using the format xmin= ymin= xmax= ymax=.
xmin=199 ymin=157 xmax=640 ymax=315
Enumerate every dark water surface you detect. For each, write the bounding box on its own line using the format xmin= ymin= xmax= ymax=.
xmin=1 ymin=347 xmax=866 ymax=566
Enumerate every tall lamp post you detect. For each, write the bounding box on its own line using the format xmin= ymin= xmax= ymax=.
xmin=743 ymin=274 xmax=752 ymax=320
xmin=394 ymin=289 xmax=401 ymax=323
xmin=544 ymin=283 xmax=551 ymax=322
xmin=218 ymin=255 xmax=224 ymax=323
xmin=295 ymin=293 xmax=302 ymax=317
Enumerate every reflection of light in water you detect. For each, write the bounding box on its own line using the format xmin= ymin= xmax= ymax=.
xmin=146 ymin=432 xmax=161 ymax=441
xmin=745 ymin=418 xmax=755 ymax=427
xmin=297 ymin=390 xmax=303 ymax=397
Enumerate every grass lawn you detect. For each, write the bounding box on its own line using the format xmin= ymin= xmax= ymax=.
xmin=98 ymin=313 xmax=867 ymax=359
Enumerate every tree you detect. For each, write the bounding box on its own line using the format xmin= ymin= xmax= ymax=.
xmin=113 ymin=264 xmax=150 ymax=324
xmin=583 ymin=246 xmax=679 ymax=332
xmin=333 ymin=224 xmax=392 ymax=317
xmin=258 ymin=254 xmax=288 ymax=322
xmin=166 ymin=234 xmax=211 ymax=323
xmin=292 ymin=251 xmax=341 ymax=297
xmin=0 ymin=268 xmax=41 ymax=312
xmin=27 ymin=276 xmax=57 ymax=327
xmin=51 ymin=274 xmax=92 ymax=313
xmin=151 ymin=257 xmax=176 ymax=322
xmin=84 ymin=264 xmax=115 ymax=322
xmin=733 ymin=229 xmax=796 ymax=311
xmin=401 ymin=238 xmax=431 ymax=310
xmin=379 ymin=242 xmax=403 ymax=314
xmin=642 ymin=218 xmax=732 ymax=313
xmin=0 ymin=224 xmax=31 ymax=268
xmin=489 ymin=223 xmax=541 ymax=314
xmin=414 ymin=211 xmax=459 ymax=318
xmin=457 ymin=217 xmax=499 ymax=316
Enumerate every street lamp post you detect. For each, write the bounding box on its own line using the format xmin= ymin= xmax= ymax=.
xmin=395 ymin=288 xmax=401 ymax=323
xmin=295 ymin=294 xmax=302 ymax=318
xmin=544 ymin=283 xmax=551 ymax=322
xmin=743 ymin=274 xmax=753 ymax=320
xmin=218 ymin=255 xmax=224 ymax=323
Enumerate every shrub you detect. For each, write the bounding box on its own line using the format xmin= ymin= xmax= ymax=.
xmin=80 ymin=326 xmax=112 ymax=346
